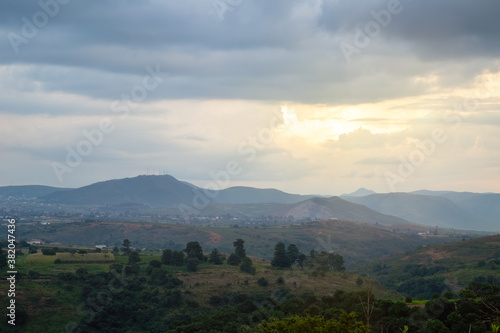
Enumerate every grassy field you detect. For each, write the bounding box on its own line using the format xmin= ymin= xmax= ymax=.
xmin=25 ymin=252 xmax=115 ymax=264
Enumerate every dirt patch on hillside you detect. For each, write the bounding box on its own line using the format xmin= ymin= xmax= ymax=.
xmin=419 ymin=249 xmax=453 ymax=264
xmin=207 ymin=231 xmax=222 ymax=244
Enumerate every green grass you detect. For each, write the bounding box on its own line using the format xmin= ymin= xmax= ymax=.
xmin=25 ymin=252 xmax=115 ymax=264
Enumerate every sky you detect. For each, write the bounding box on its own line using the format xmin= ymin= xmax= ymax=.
xmin=0 ymin=0 xmax=499 ymax=195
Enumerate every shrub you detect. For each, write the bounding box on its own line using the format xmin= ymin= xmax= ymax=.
xmin=257 ymin=277 xmax=268 ymax=287
xmin=42 ymin=248 xmax=56 ymax=256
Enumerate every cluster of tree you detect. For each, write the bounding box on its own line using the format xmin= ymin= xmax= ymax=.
xmin=270 ymin=242 xmax=345 ymax=275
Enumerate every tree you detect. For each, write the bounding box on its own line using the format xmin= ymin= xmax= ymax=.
xmin=240 ymin=257 xmax=256 ymax=274
xmin=272 ymin=242 xmax=291 ymax=268
xmin=171 ymin=250 xmax=185 ymax=266
xmin=243 ymin=313 xmax=365 ymax=332
xmin=423 ymin=319 xmax=449 ymax=333
xmin=128 ymin=251 xmax=141 ymax=265
xmin=149 ymin=259 xmax=162 ymax=268
xmin=185 ymin=241 xmax=205 ymax=261
xmin=122 ymin=239 xmax=131 ymax=254
xmin=162 ymin=249 xmax=173 ymax=265
xmin=233 ymin=238 xmax=246 ymax=258
xmin=287 ymin=244 xmax=300 ymax=265
xmin=186 ymin=257 xmax=199 ymax=272
xmin=42 ymin=248 xmax=56 ymax=256
xmin=209 ymin=248 xmax=223 ymax=265
xmin=298 ymin=253 xmax=307 ymax=267
xmin=227 ymin=253 xmax=241 ymax=266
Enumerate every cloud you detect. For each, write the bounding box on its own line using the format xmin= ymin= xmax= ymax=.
xmin=0 ymin=0 xmax=499 ymax=194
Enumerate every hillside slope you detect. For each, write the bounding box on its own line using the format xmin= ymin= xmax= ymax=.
xmin=16 ymin=219 xmax=457 ymax=268
xmin=343 ymin=193 xmax=476 ymax=229
xmin=214 ymin=186 xmax=315 ymax=204
xmin=270 ymin=196 xmax=411 ymax=225
xmin=43 ymin=175 xmax=197 ymax=206
xmin=365 ymin=235 xmax=500 ymax=297
xmin=0 ymin=185 xmax=71 ymax=198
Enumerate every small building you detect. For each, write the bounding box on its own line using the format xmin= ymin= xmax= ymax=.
xmin=95 ymin=245 xmax=107 ymax=249
xmin=28 ymin=239 xmax=43 ymax=245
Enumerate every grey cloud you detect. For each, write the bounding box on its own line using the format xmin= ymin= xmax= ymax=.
xmin=319 ymin=0 xmax=500 ymax=59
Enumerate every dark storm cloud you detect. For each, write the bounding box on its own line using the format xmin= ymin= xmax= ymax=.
xmin=319 ymin=0 xmax=500 ymax=59
xmin=1 ymin=0 xmax=498 ymax=109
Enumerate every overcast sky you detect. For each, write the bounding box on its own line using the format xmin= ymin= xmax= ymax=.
xmin=1 ymin=0 xmax=499 ymax=195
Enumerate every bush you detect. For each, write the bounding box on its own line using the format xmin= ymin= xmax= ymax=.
xmin=54 ymin=258 xmax=62 ymax=264
xmin=277 ymin=277 xmax=285 ymax=285
xmin=227 ymin=253 xmax=241 ymax=266
xmin=240 ymin=257 xmax=256 ymax=274
xmin=149 ymin=259 xmax=162 ymax=268
xmin=257 ymin=277 xmax=268 ymax=287
xmin=42 ymin=248 xmax=56 ymax=256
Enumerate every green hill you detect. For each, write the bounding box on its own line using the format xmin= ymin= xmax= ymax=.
xmin=16 ymin=219 xmax=459 ymax=269
xmin=364 ymin=234 xmax=500 ymax=298
xmin=0 ymin=185 xmax=71 ymax=198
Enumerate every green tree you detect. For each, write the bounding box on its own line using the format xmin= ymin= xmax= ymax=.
xmin=185 ymin=241 xmax=205 ymax=261
xmin=149 ymin=259 xmax=162 ymax=268
xmin=161 ymin=249 xmax=173 ymax=265
xmin=424 ymin=319 xmax=449 ymax=333
xmin=42 ymin=248 xmax=56 ymax=256
xmin=186 ymin=257 xmax=199 ymax=272
xmin=287 ymin=244 xmax=300 ymax=265
xmin=227 ymin=253 xmax=241 ymax=266
xmin=209 ymin=248 xmax=223 ymax=265
xmin=243 ymin=313 xmax=365 ymax=333
xmin=122 ymin=239 xmax=131 ymax=254
xmin=240 ymin=257 xmax=256 ymax=274
xmin=128 ymin=251 xmax=141 ymax=265
xmin=171 ymin=250 xmax=185 ymax=266
xmin=272 ymin=242 xmax=291 ymax=268
xmin=233 ymin=238 xmax=246 ymax=258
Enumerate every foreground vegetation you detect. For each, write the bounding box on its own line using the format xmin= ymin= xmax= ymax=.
xmin=1 ymin=237 xmax=500 ymax=332
xmin=364 ymin=235 xmax=500 ymax=299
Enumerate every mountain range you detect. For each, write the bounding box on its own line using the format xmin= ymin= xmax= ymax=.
xmin=1 ymin=175 xmax=498 ymax=231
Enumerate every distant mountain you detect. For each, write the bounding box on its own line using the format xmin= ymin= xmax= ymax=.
xmin=452 ymin=193 xmax=500 ymax=231
xmin=41 ymin=175 xmax=316 ymax=207
xmin=0 ymin=185 xmax=71 ymax=198
xmin=343 ymin=193 xmax=478 ymax=230
xmin=341 ymin=188 xmax=376 ymax=197
xmin=269 ymin=196 xmax=410 ymax=225
xmin=43 ymin=175 xmax=197 ymax=206
xmin=214 ymin=186 xmax=315 ymax=204
xmin=409 ymin=191 xmax=500 ymax=231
